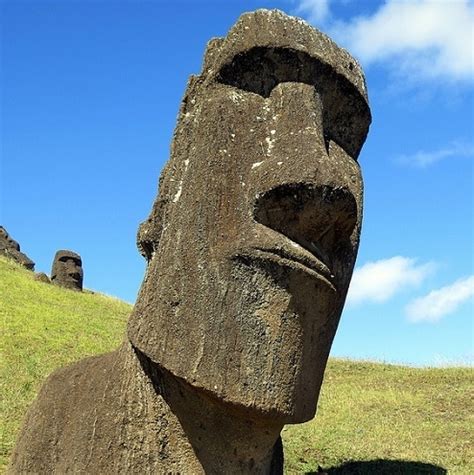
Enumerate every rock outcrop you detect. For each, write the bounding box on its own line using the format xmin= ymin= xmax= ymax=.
xmin=34 ymin=272 xmax=50 ymax=284
xmin=0 ymin=226 xmax=35 ymax=270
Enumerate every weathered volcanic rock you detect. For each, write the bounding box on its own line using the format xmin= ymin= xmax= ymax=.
xmin=9 ymin=9 xmax=371 ymax=474
xmin=34 ymin=272 xmax=50 ymax=284
xmin=50 ymin=250 xmax=83 ymax=291
xmin=0 ymin=226 xmax=35 ymax=270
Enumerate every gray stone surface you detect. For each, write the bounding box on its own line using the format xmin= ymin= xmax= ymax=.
xmin=0 ymin=226 xmax=35 ymax=270
xmin=9 ymin=9 xmax=371 ymax=474
xmin=51 ymin=250 xmax=83 ymax=291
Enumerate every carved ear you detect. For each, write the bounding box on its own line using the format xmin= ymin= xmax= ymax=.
xmin=137 ymin=219 xmax=155 ymax=261
xmin=137 ymin=202 xmax=165 ymax=262
xmin=136 ymin=188 xmax=171 ymax=262
xmin=137 ymin=158 xmax=178 ymax=262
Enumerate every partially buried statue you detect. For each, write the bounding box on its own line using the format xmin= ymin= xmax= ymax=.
xmin=9 ymin=9 xmax=371 ymax=474
xmin=50 ymin=250 xmax=84 ymax=291
xmin=0 ymin=226 xmax=35 ymax=270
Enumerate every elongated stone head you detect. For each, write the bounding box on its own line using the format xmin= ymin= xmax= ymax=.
xmin=51 ymin=250 xmax=83 ymax=291
xmin=129 ymin=9 xmax=371 ymax=423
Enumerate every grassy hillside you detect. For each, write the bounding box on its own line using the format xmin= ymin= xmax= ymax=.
xmin=282 ymin=361 xmax=472 ymax=474
xmin=0 ymin=256 xmax=131 ymax=470
xmin=1 ymin=256 xmax=472 ymax=474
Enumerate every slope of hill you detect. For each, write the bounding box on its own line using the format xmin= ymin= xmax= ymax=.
xmin=1 ymin=256 xmax=472 ymax=473
xmin=0 ymin=256 xmax=131 ymax=470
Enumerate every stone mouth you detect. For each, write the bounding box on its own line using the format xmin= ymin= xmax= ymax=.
xmin=236 ymin=234 xmax=337 ymax=293
xmin=68 ymin=272 xmax=82 ymax=281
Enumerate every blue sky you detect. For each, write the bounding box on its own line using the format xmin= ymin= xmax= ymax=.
xmin=2 ymin=0 xmax=473 ymax=366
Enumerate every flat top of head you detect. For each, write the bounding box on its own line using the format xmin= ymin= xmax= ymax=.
xmin=54 ymin=250 xmax=81 ymax=262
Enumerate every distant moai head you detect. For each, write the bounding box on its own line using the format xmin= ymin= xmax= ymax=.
xmin=129 ymin=10 xmax=371 ymax=424
xmin=51 ymin=250 xmax=83 ymax=291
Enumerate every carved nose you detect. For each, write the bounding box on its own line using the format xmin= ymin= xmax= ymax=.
xmin=254 ymin=184 xmax=358 ymax=268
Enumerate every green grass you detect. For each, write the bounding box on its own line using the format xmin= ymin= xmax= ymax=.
xmin=282 ymin=360 xmax=473 ymax=474
xmin=1 ymin=255 xmax=472 ymax=473
xmin=0 ymin=256 xmax=131 ymax=470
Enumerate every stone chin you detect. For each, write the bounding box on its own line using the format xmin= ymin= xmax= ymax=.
xmin=230 ymin=254 xmax=343 ymax=423
xmin=129 ymin=248 xmax=343 ymax=424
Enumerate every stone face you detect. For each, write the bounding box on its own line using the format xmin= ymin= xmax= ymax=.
xmin=129 ymin=9 xmax=370 ymax=423
xmin=0 ymin=226 xmax=35 ymax=270
xmin=51 ymin=250 xmax=83 ymax=291
xmin=9 ymin=9 xmax=370 ymax=474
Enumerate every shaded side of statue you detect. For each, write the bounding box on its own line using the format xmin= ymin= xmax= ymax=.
xmin=9 ymin=9 xmax=371 ymax=474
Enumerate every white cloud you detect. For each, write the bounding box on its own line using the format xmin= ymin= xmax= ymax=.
xmin=347 ymin=256 xmax=434 ymax=305
xmin=324 ymin=0 xmax=474 ymax=83
xmin=406 ymin=275 xmax=474 ymax=323
xmin=397 ymin=141 xmax=474 ymax=167
xmin=296 ymin=0 xmax=331 ymax=24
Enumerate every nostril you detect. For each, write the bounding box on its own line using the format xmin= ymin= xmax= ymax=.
xmin=254 ymin=183 xmax=358 ymax=269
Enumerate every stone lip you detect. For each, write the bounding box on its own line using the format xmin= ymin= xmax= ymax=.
xmin=235 ymin=246 xmax=337 ymax=292
xmin=0 ymin=225 xmax=35 ymax=271
xmin=202 ymin=9 xmax=369 ymax=104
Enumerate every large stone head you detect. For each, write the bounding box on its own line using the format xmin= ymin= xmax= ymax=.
xmin=129 ymin=10 xmax=371 ymax=423
xmin=51 ymin=250 xmax=83 ymax=291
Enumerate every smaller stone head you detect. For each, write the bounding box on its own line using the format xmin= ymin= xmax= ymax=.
xmin=51 ymin=250 xmax=83 ymax=291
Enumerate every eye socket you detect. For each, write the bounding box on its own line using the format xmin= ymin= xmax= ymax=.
xmin=58 ymin=256 xmax=81 ymax=265
xmin=218 ymin=46 xmax=302 ymax=97
xmin=322 ymin=81 xmax=371 ymax=159
xmin=217 ymin=46 xmax=371 ymax=159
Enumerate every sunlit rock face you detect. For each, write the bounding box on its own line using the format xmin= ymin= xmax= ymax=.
xmin=129 ymin=8 xmax=371 ymax=424
xmin=9 ymin=10 xmax=371 ymax=474
xmin=51 ymin=250 xmax=83 ymax=291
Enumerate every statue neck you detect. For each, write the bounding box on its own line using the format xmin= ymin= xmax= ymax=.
xmin=135 ymin=347 xmax=284 ymax=474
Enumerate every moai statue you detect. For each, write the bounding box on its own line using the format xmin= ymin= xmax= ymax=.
xmin=51 ymin=250 xmax=83 ymax=291
xmin=9 ymin=9 xmax=371 ymax=474
xmin=0 ymin=226 xmax=35 ymax=270
xmin=34 ymin=272 xmax=51 ymax=284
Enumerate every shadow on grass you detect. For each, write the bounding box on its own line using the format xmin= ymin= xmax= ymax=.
xmin=306 ymin=459 xmax=447 ymax=474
